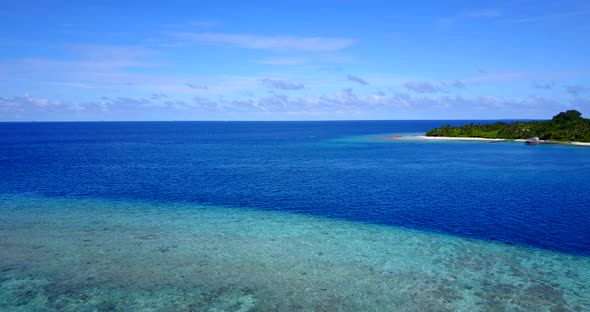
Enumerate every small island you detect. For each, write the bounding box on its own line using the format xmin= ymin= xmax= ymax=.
xmin=426 ymin=110 xmax=590 ymax=143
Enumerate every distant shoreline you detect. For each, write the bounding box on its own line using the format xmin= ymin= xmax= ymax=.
xmin=423 ymin=111 xmax=590 ymax=145
xmin=381 ymin=135 xmax=590 ymax=147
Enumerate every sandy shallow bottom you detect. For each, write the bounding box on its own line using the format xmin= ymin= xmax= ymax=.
xmin=377 ymin=135 xmax=590 ymax=146
xmin=0 ymin=196 xmax=589 ymax=311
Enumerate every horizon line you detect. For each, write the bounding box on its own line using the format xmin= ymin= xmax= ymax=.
xmin=0 ymin=118 xmax=540 ymax=123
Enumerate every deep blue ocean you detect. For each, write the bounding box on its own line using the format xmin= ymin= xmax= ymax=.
xmin=1 ymin=120 xmax=589 ymax=256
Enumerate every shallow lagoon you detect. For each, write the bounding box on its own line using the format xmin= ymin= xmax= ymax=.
xmin=1 ymin=121 xmax=590 ymax=311
xmin=1 ymin=195 xmax=589 ymax=311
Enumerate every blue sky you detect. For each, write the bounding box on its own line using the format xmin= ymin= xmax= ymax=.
xmin=1 ymin=0 xmax=589 ymax=121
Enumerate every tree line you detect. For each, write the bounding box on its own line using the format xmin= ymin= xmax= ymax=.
xmin=425 ymin=110 xmax=590 ymax=142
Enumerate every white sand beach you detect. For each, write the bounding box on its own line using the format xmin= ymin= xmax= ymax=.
xmin=568 ymin=142 xmax=590 ymax=146
xmin=382 ymin=135 xmax=590 ymax=146
xmin=414 ymin=136 xmax=506 ymax=142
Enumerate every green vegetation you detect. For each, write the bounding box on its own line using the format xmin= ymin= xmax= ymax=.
xmin=426 ymin=110 xmax=590 ymax=142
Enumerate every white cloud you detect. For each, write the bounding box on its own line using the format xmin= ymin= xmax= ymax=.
xmin=404 ymin=81 xmax=442 ymax=93
xmin=466 ymin=70 xmax=590 ymax=83
xmin=436 ymin=8 xmax=501 ymax=29
xmin=0 ymin=92 xmax=574 ymax=121
xmin=255 ymin=57 xmax=307 ymax=65
xmin=0 ymin=44 xmax=158 ymax=75
xmin=507 ymin=10 xmax=590 ymax=23
xmin=66 ymin=44 xmax=154 ymax=60
xmin=464 ymin=9 xmax=502 ymax=18
xmin=403 ymin=80 xmax=465 ymax=93
xmin=261 ymin=79 xmax=304 ymax=90
xmin=168 ymin=32 xmax=356 ymax=52
xmin=185 ymin=83 xmax=208 ymax=90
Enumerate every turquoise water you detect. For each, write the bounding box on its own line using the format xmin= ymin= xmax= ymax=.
xmin=0 ymin=196 xmax=590 ymax=311
xmin=1 ymin=121 xmax=590 ymax=311
xmin=1 ymin=195 xmax=589 ymax=311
